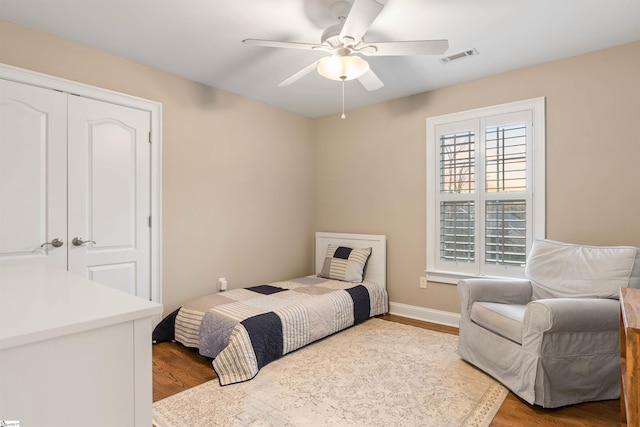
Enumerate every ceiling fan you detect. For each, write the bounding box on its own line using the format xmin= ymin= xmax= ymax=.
xmin=242 ymin=0 xmax=449 ymax=91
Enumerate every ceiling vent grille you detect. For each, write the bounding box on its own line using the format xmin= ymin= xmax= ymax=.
xmin=440 ymin=49 xmax=479 ymax=64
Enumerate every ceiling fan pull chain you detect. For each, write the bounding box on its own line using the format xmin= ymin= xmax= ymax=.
xmin=341 ymin=78 xmax=346 ymax=119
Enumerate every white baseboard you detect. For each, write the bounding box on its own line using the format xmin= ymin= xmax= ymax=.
xmin=388 ymin=301 xmax=460 ymax=328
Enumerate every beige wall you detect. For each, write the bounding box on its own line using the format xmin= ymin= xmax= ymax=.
xmin=2 ymin=19 xmax=639 ymax=317
xmin=313 ymin=41 xmax=640 ymax=313
xmin=0 ymin=20 xmax=316 ymax=314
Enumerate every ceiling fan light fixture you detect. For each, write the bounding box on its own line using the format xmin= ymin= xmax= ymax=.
xmin=317 ymin=55 xmax=369 ymax=81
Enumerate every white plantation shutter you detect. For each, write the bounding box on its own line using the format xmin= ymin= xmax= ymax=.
xmin=485 ymin=123 xmax=527 ymax=193
xmin=485 ymin=200 xmax=527 ymax=266
xmin=440 ymin=130 xmax=475 ymax=194
xmin=426 ymin=98 xmax=545 ymax=283
xmin=440 ymin=201 xmax=475 ymax=262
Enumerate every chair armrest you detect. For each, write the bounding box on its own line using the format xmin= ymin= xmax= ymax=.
xmin=524 ymin=298 xmax=620 ymax=334
xmin=457 ymin=278 xmax=532 ymax=319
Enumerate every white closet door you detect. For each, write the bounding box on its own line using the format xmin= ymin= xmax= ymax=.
xmin=67 ymin=96 xmax=151 ymax=299
xmin=0 ymin=79 xmax=67 ymax=268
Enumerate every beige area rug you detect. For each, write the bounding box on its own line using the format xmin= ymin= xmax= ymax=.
xmin=153 ymin=318 xmax=508 ymax=427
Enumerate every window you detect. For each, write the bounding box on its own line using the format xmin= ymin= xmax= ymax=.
xmin=426 ymin=98 xmax=545 ymax=283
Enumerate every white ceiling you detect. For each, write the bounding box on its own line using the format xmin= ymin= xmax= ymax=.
xmin=1 ymin=0 xmax=639 ymax=118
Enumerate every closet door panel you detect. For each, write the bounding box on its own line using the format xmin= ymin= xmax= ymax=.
xmin=90 ymin=120 xmax=136 ymax=248
xmin=0 ymin=79 xmax=67 ymax=267
xmin=67 ymin=96 xmax=151 ymax=299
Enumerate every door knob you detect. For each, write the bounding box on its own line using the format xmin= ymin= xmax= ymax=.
xmin=72 ymin=237 xmax=96 ymax=246
xmin=41 ymin=238 xmax=64 ymax=248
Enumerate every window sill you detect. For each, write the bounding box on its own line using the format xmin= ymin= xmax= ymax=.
xmin=425 ymin=270 xmax=525 ymax=285
xmin=426 ymin=271 xmax=476 ymax=285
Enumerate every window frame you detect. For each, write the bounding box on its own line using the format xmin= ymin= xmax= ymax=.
xmin=426 ymin=97 xmax=546 ymax=284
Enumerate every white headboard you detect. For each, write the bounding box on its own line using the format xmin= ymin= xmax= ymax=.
xmin=315 ymin=232 xmax=387 ymax=289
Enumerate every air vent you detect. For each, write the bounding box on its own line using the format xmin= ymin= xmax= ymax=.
xmin=440 ymin=49 xmax=479 ymax=64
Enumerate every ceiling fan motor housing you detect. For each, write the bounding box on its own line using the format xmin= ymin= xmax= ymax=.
xmin=321 ymin=23 xmax=345 ymax=48
xmin=242 ymin=0 xmax=446 ymax=92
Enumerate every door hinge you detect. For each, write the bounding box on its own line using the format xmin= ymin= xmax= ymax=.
xmin=148 ymin=132 xmax=152 ymax=143
xmin=148 ymin=216 xmax=152 ymax=228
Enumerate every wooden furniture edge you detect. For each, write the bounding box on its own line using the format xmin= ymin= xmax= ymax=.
xmin=620 ymin=287 xmax=640 ymax=426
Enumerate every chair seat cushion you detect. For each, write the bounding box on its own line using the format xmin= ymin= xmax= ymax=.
xmin=470 ymin=302 xmax=527 ymax=344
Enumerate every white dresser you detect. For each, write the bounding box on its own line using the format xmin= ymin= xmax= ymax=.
xmin=0 ymin=264 xmax=162 ymax=427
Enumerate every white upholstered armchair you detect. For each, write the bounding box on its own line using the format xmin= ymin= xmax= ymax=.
xmin=457 ymin=239 xmax=640 ymax=408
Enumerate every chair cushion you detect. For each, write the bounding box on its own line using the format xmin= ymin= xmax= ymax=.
xmin=526 ymin=239 xmax=640 ymax=300
xmin=470 ymin=302 xmax=526 ymax=344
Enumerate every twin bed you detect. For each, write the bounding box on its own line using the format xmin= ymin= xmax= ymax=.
xmin=153 ymin=232 xmax=388 ymax=385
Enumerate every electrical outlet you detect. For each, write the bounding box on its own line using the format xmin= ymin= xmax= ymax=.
xmin=419 ymin=277 xmax=428 ymax=289
xmin=218 ymin=277 xmax=227 ymax=291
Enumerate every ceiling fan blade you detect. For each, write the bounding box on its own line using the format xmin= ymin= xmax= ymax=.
xmin=242 ymin=38 xmax=325 ymax=51
xmin=339 ymin=0 xmax=384 ymax=46
xmin=360 ymin=40 xmax=449 ymax=56
xmin=277 ymin=60 xmax=320 ymax=87
xmin=357 ymin=68 xmax=384 ymax=91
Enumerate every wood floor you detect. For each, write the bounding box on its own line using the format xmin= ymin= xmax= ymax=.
xmin=152 ymin=314 xmax=621 ymax=426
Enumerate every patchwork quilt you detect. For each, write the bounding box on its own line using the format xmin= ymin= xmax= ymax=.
xmin=153 ymin=276 xmax=388 ymax=386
